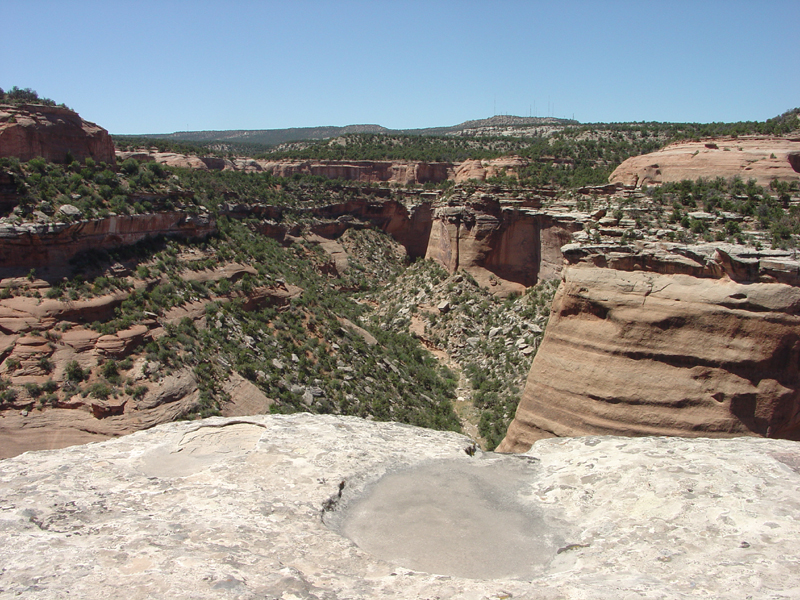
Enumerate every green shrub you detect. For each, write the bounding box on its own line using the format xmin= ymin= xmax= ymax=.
xmin=65 ymin=360 xmax=87 ymax=382
xmin=87 ymin=382 xmax=112 ymax=400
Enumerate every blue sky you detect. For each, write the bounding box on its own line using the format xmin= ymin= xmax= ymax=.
xmin=3 ymin=0 xmax=799 ymax=134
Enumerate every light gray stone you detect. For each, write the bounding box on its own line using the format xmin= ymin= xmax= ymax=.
xmin=58 ymin=204 xmax=82 ymax=217
xmin=0 ymin=414 xmax=798 ymax=599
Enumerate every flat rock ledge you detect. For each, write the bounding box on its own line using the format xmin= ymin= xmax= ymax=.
xmin=1 ymin=414 xmax=799 ymax=599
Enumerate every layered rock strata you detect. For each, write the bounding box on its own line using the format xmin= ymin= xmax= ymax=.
xmin=609 ymin=136 xmax=800 ymax=188
xmin=500 ymin=244 xmax=800 ymax=452
xmin=0 ymin=413 xmax=798 ymax=599
xmin=0 ymin=104 xmax=115 ymax=164
xmin=117 ymin=150 xmax=541 ymax=185
xmin=0 ymin=265 xmax=301 ymax=458
xmin=424 ymin=196 xmax=582 ymax=292
xmin=0 ymin=212 xmax=215 ymax=272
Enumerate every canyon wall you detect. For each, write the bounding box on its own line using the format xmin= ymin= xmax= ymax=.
xmin=118 ymin=150 xmax=541 ymax=186
xmin=499 ymin=245 xmax=800 ymax=452
xmin=0 ymin=104 xmax=116 ymax=164
xmin=0 ymin=212 xmax=215 ymax=273
xmin=424 ymin=197 xmax=582 ymax=291
xmin=225 ymin=194 xmax=577 ymax=290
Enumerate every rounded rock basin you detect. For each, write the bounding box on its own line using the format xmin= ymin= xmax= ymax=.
xmin=330 ymin=455 xmax=567 ymax=580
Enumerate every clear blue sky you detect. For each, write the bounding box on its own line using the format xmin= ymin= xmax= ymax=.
xmin=3 ymin=0 xmax=798 ymax=134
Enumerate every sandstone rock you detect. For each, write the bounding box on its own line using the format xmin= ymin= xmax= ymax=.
xmin=609 ymin=136 xmax=800 ymax=188
xmin=424 ymin=198 xmax=582 ymax=289
xmin=453 ymin=155 xmax=529 ymax=182
xmin=305 ymin=233 xmax=349 ymax=274
xmin=0 ymin=212 xmax=216 ymax=272
xmin=261 ymin=159 xmax=453 ymax=185
xmin=90 ymin=396 xmax=127 ymax=418
xmin=136 ymin=369 xmax=197 ymax=411
xmin=221 ymin=372 xmax=273 ymax=417
xmin=94 ymin=324 xmax=148 ymax=357
xmin=338 ymin=317 xmax=377 ymax=346
xmin=499 ymin=266 xmax=800 ymax=452
xmin=0 ymin=291 xmax=132 ymax=334
xmin=0 ymin=414 xmax=798 ymax=598
xmin=0 ymin=104 xmax=115 ymax=164
xmin=57 ymin=204 xmax=81 ymax=218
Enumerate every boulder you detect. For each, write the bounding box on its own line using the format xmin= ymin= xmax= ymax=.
xmin=221 ymin=372 xmax=273 ymax=417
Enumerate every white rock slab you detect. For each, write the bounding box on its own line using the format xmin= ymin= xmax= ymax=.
xmin=0 ymin=414 xmax=798 ymax=599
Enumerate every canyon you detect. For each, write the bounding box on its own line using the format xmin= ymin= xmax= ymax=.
xmin=116 ymin=149 xmax=533 ymax=185
xmin=1 ymin=102 xmax=800 ymax=597
xmin=2 ymin=102 xmax=800 ymax=455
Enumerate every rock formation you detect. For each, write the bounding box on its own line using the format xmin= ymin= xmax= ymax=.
xmin=0 ymin=104 xmax=115 ymax=164
xmin=453 ymin=155 xmax=529 ymax=182
xmin=226 ymin=191 xmax=580 ymax=291
xmin=118 ymin=150 xmax=544 ymax=187
xmin=499 ymin=243 xmax=800 ymax=452
xmin=1 ymin=413 xmax=798 ymax=598
xmin=424 ymin=194 xmax=582 ymax=292
xmin=0 ymin=263 xmax=301 ymax=459
xmin=118 ymin=150 xmax=456 ymax=184
xmin=0 ymin=211 xmax=215 ymax=273
xmin=609 ymin=136 xmax=800 ymax=188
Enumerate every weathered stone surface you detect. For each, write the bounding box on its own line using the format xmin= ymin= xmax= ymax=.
xmin=562 ymin=240 xmax=800 ymax=286
xmin=262 ymin=159 xmax=453 ymax=185
xmin=609 ymin=136 xmax=800 ymax=188
xmin=221 ymin=372 xmax=273 ymax=417
xmin=0 ymin=212 xmax=216 ymax=272
xmin=0 ymin=104 xmax=115 ymax=164
xmin=94 ymin=324 xmax=148 ymax=357
xmin=500 ymin=265 xmax=800 ymax=452
xmin=0 ymin=414 xmax=798 ymax=598
xmin=119 ymin=150 xmax=456 ymax=184
xmin=424 ymin=198 xmax=582 ymax=291
xmin=136 ymin=369 xmax=197 ymax=411
xmin=453 ymin=155 xmax=529 ymax=182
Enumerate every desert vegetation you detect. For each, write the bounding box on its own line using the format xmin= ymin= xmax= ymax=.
xmin=1 ymin=100 xmax=798 ymax=452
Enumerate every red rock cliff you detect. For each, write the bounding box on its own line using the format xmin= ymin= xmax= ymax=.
xmin=424 ymin=196 xmax=581 ymax=292
xmin=0 ymin=212 xmax=215 ymax=272
xmin=0 ymin=104 xmax=116 ymax=164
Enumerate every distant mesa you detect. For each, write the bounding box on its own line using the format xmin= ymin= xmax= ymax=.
xmin=137 ymin=115 xmax=575 ymax=147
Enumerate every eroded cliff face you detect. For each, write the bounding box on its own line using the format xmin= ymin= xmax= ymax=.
xmin=424 ymin=196 xmax=582 ymax=292
xmin=0 ymin=212 xmax=215 ymax=272
xmin=263 ymin=159 xmax=453 ymax=185
xmin=609 ymin=136 xmax=800 ymax=188
xmin=0 ymin=104 xmax=116 ymax=164
xmin=499 ymin=246 xmax=800 ymax=452
xmin=119 ymin=150 xmax=456 ymax=184
xmin=118 ymin=150 xmax=544 ymax=187
xmin=0 ymin=264 xmax=301 ymax=459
